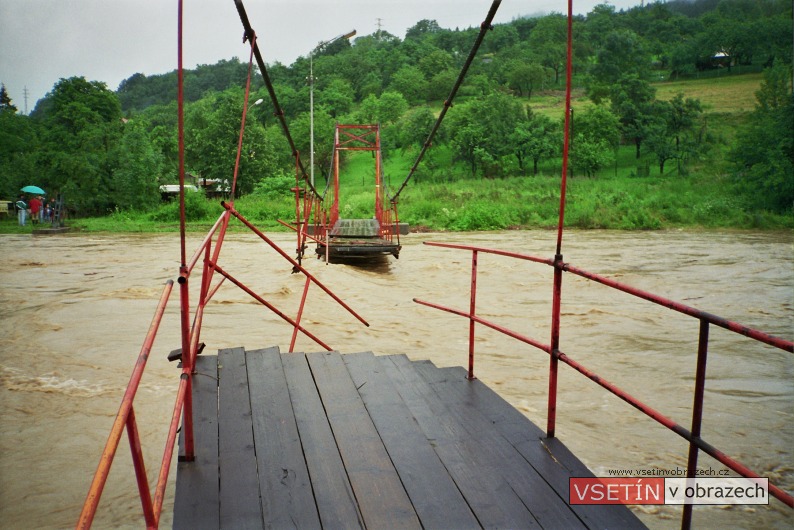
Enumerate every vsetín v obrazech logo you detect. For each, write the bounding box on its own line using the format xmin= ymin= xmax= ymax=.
xmin=569 ymin=477 xmax=769 ymax=505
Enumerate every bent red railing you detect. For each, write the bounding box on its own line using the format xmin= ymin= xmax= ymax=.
xmin=77 ymin=281 xmax=173 ymax=528
xmin=414 ymin=240 xmax=794 ymax=526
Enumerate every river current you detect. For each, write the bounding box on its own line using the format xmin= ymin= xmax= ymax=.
xmin=0 ymin=229 xmax=791 ymax=529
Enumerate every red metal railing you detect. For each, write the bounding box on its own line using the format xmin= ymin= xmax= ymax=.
xmin=77 ymin=204 xmax=370 ymax=528
xmin=77 ymin=1 xmax=371 ymax=523
xmin=414 ymin=240 xmax=794 ymax=527
xmin=77 ymin=281 xmax=173 ymax=528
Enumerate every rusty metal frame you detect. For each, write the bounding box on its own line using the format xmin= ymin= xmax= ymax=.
xmin=414 ymin=240 xmax=794 ymax=517
xmin=77 ymin=1 xmax=371 ymax=524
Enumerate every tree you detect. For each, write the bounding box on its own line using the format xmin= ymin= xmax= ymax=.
xmin=356 ymin=72 xmax=383 ymax=99
xmin=730 ymin=63 xmax=794 ymax=212
xmin=510 ymin=111 xmax=561 ymax=176
xmin=584 ymin=3 xmax=619 ymax=50
xmin=0 ymin=107 xmax=38 ymax=197
xmin=356 ymin=94 xmax=380 ymax=123
xmin=290 ymin=107 xmax=338 ymax=181
xmin=377 ymin=91 xmax=409 ymax=124
xmin=571 ymin=134 xmax=614 ymax=177
xmin=317 ymin=78 xmax=354 ymax=117
xmin=110 ymin=120 xmax=163 ymax=210
xmin=450 ymin=117 xmax=487 ymax=176
xmin=448 ymin=92 xmax=525 ymax=177
xmin=609 ymin=74 xmax=660 ymax=158
xmin=570 ymin=105 xmax=620 ymax=176
xmin=588 ymin=29 xmax=651 ymax=103
xmin=574 ymin=104 xmax=621 ymax=151
xmin=418 ymin=49 xmax=453 ymax=80
xmin=428 ymin=69 xmax=458 ymax=101
xmin=400 ymin=107 xmax=437 ymax=152
xmin=388 ymin=65 xmax=429 ymax=104
xmin=645 ymin=121 xmax=679 ymax=175
xmin=505 ymin=61 xmax=550 ymax=99
xmin=33 ymin=77 xmax=123 ymax=214
xmin=185 ymin=89 xmax=280 ymax=196
xmin=528 ymin=15 xmax=568 ymax=84
xmin=485 ymin=24 xmax=519 ymax=54
xmin=405 ymin=19 xmax=442 ymax=40
xmin=661 ymin=93 xmax=703 ymax=173
xmin=0 ymin=84 xmax=17 ymax=113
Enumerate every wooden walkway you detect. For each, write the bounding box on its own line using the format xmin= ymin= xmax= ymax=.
xmin=174 ymin=347 xmax=645 ymax=529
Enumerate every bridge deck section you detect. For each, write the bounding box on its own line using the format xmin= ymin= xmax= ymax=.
xmin=173 ymin=347 xmax=645 ymax=529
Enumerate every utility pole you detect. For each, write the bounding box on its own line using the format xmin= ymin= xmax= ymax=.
xmin=308 ymin=29 xmax=356 ymax=187
xmin=23 ymin=86 xmax=29 ymax=115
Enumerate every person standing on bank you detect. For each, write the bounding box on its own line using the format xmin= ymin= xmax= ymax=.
xmin=29 ymin=195 xmax=42 ymax=225
xmin=15 ymin=195 xmax=27 ymax=226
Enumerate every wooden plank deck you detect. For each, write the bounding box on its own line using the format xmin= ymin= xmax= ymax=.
xmin=174 ymin=347 xmax=646 ymax=529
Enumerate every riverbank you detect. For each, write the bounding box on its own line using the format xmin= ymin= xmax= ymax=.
xmin=2 ymin=171 xmax=791 ymax=234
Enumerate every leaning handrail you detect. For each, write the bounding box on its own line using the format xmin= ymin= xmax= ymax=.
xmin=562 ymin=262 xmax=791 ymax=352
xmin=77 ymin=280 xmax=174 ymax=529
xmin=415 ymin=241 xmax=794 ymax=514
xmin=77 ymin=201 xmax=371 ymax=527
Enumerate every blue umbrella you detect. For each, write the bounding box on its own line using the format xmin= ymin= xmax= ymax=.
xmin=21 ymin=185 xmax=45 ymax=195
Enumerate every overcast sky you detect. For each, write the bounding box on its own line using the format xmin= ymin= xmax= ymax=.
xmin=1 ymin=0 xmax=645 ymax=113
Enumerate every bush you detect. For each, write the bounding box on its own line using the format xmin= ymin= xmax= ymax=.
xmin=148 ymin=191 xmax=215 ymax=222
xmin=254 ymin=175 xmax=295 ymax=199
xmin=451 ymin=202 xmax=514 ymax=231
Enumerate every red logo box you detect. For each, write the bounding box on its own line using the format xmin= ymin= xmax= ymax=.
xmin=570 ymin=477 xmax=665 ymax=505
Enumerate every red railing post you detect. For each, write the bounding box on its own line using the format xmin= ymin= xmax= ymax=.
xmin=682 ymin=319 xmax=710 ymax=529
xmin=200 ymin=240 xmax=213 ymax=305
xmin=547 ymin=255 xmax=563 ymax=438
xmin=468 ymin=250 xmax=479 ymax=380
xmin=290 ymin=276 xmax=312 ymax=352
xmin=178 ymin=271 xmax=195 ymax=462
xmin=126 ymin=407 xmax=156 ymax=528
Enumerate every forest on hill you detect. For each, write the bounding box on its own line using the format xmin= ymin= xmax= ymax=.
xmin=0 ymin=0 xmax=791 ymax=228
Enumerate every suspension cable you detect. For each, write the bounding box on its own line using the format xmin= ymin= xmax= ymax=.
xmin=233 ymin=0 xmax=321 ymax=198
xmin=389 ymin=0 xmax=502 ymax=203
xmin=229 ymin=33 xmax=257 ymax=203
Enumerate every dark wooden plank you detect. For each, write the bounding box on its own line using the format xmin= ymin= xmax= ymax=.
xmin=306 ymin=351 xmax=421 ymax=529
xmin=246 ymin=348 xmax=321 ymax=529
xmin=174 ymin=354 xmax=220 ymax=530
xmin=281 ymin=353 xmax=365 ymax=529
xmin=342 ymin=352 xmax=480 ymax=530
xmin=411 ymin=359 xmax=587 ymax=529
xmin=379 ymin=355 xmax=540 ymax=529
xmin=217 ymin=347 xmax=262 ymax=529
xmin=440 ymin=365 xmax=647 ymax=529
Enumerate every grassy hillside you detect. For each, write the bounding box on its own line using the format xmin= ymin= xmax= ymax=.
xmin=653 ymin=73 xmax=762 ymax=113
xmin=319 ymin=71 xmax=789 ymax=231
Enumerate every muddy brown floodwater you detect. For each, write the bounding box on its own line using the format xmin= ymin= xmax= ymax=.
xmin=0 ymin=230 xmax=792 ymax=529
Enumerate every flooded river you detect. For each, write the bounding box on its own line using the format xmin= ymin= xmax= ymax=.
xmin=0 ymin=229 xmax=791 ymax=529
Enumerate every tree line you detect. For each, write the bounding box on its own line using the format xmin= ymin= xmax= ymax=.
xmin=0 ymin=0 xmax=791 ymax=216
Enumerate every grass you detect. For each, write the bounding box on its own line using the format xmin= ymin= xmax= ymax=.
xmin=653 ymin=73 xmax=763 ymax=113
xmin=3 ymin=160 xmax=790 ymax=235
xmin=525 ymin=71 xmax=764 ymax=119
